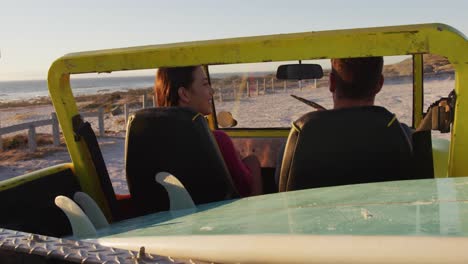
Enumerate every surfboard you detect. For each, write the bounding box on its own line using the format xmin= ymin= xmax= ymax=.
xmin=87 ymin=177 xmax=468 ymax=263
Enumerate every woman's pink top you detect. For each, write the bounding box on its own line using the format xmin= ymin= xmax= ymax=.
xmin=212 ymin=130 xmax=252 ymax=197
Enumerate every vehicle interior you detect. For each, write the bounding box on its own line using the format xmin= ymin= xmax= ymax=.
xmin=0 ymin=23 xmax=466 ymax=240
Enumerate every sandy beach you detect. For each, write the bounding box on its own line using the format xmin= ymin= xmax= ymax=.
xmin=0 ymin=113 xmax=130 ymax=193
xmin=0 ymin=100 xmax=132 ymax=193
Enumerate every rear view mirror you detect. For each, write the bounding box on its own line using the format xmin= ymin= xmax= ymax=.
xmin=276 ymin=64 xmax=324 ymax=80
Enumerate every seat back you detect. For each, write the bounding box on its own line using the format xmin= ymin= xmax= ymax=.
xmin=412 ymin=130 xmax=435 ymax=179
xmin=279 ymin=106 xmax=416 ymax=192
xmin=125 ymin=107 xmax=238 ymax=214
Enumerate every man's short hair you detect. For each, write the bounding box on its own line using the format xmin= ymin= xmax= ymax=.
xmin=331 ymin=57 xmax=383 ymax=99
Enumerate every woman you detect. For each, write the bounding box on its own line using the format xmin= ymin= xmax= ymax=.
xmin=154 ymin=66 xmax=263 ymax=196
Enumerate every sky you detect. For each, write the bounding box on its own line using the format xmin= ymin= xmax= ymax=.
xmin=0 ymin=0 xmax=467 ymax=81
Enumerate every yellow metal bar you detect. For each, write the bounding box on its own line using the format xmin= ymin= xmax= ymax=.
xmin=0 ymin=163 xmax=73 ymax=191
xmin=51 ymin=24 xmax=466 ymax=76
xmin=449 ymin=64 xmax=468 ymax=177
xmin=413 ymin=54 xmax=424 ymax=127
xmin=47 ymin=69 xmax=113 ymax=219
xmin=224 ymin=129 xmax=290 ymax=138
xmin=432 ymin=138 xmax=450 ymax=178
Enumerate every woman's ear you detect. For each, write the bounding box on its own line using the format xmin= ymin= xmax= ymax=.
xmin=178 ymin=87 xmax=191 ymax=105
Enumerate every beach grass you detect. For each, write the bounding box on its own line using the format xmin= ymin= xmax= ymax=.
xmin=0 ymin=133 xmax=66 ymax=163
xmin=1 ymin=133 xmax=64 ymax=151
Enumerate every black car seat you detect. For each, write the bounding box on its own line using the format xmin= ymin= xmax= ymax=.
xmin=125 ymin=107 xmax=238 ymax=215
xmin=279 ymin=106 xmax=423 ymax=192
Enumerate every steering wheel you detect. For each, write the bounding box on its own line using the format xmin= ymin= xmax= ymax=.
xmin=290 ymin=94 xmax=327 ymax=111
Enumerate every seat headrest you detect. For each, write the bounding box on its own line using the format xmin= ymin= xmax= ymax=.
xmin=295 ymin=106 xmax=399 ymax=132
xmin=127 ymin=107 xmax=205 ymax=132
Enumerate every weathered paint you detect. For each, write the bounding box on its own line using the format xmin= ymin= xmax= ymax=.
xmin=450 ymin=65 xmax=468 ymax=177
xmin=413 ymin=54 xmax=424 ymax=127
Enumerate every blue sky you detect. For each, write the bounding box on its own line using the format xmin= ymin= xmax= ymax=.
xmin=0 ymin=0 xmax=467 ymax=81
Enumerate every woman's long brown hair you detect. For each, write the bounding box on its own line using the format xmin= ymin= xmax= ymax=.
xmin=154 ymin=66 xmax=198 ymax=106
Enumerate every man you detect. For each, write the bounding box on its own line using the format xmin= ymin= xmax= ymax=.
xmin=329 ymin=56 xmax=413 ymax=135
xmin=277 ymin=57 xmax=417 ymax=191
xmin=329 ymin=57 xmax=384 ymax=110
xmin=276 ymin=57 xmax=411 ymax=188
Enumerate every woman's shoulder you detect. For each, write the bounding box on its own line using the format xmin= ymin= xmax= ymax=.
xmin=212 ymin=129 xmax=229 ymax=137
xmin=212 ymin=130 xmax=233 ymax=148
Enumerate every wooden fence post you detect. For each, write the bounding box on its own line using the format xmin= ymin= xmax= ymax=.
xmin=218 ymin=87 xmax=223 ymax=102
xmin=263 ymin=78 xmax=266 ymax=93
xmin=152 ymin=95 xmax=156 ymax=107
xmin=142 ymin=94 xmax=147 ymax=109
xmin=124 ymin=104 xmax=129 ymax=129
xmin=98 ymin=107 xmax=105 ymax=137
xmin=314 ymin=79 xmax=317 ymax=89
xmin=232 ymin=81 xmax=236 ymax=99
xmin=284 ymin=80 xmax=287 ymax=92
xmin=299 ymin=80 xmax=302 ymax=91
xmin=256 ymin=80 xmax=259 ymax=96
xmin=28 ymin=125 xmax=37 ymax=152
xmin=51 ymin=112 xmax=60 ymax=146
xmin=271 ymin=78 xmax=275 ymax=92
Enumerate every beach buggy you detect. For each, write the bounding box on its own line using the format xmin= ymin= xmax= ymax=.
xmin=0 ymin=23 xmax=467 ymax=263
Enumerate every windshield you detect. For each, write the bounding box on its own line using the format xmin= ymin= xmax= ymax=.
xmin=209 ymin=56 xmax=413 ymax=129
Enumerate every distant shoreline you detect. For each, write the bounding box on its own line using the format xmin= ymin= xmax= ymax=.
xmin=0 ymin=87 xmax=153 ymax=110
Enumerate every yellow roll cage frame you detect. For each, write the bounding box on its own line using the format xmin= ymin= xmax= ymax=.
xmin=48 ymin=23 xmax=468 ymax=216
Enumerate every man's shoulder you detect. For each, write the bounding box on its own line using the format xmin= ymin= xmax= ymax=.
xmin=400 ymin=122 xmax=414 ymax=137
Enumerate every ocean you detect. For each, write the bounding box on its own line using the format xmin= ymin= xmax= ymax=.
xmin=0 ymin=72 xmax=262 ymax=102
xmin=0 ymin=75 xmax=156 ymax=102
